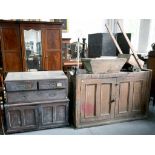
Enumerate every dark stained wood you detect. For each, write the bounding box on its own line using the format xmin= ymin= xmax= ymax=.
xmin=42 ymin=26 xmax=62 ymax=70
xmin=0 ymin=23 xmax=22 ymax=72
xmin=71 ymin=70 xmax=152 ymax=128
xmin=0 ymin=20 xmax=62 ymax=72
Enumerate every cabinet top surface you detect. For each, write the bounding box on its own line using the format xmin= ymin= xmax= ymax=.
xmin=5 ymin=71 xmax=67 ymax=81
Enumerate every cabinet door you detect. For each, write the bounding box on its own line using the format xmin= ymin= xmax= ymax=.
xmin=79 ymin=78 xmax=116 ymax=124
xmin=39 ymin=102 xmax=68 ymax=128
xmin=0 ymin=24 xmax=22 ymax=72
xmin=5 ymin=105 xmax=38 ymax=133
xmin=42 ymin=26 xmax=62 ymax=70
xmin=115 ymin=72 xmax=150 ymax=118
xmin=130 ymin=74 xmax=149 ymax=116
xmin=115 ymin=76 xmax=133 ymax=118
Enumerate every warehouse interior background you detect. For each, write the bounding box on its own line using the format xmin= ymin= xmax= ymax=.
xmin=0 ymin=0 xmax=155 ymax=155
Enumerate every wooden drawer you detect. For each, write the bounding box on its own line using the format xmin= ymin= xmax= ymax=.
xmin=5 ymin=81 xmax=37 ymax=91
xmin=7 ymin=89 xmax=67 ymax=103
xmin=5 ymin=99 xmax=69 ymax=133
xmin=39 ymin=79 xmax=68 ymax=90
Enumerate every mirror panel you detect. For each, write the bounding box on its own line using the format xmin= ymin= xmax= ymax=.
xmin=24 ymin=29 xmax=42 ymax=71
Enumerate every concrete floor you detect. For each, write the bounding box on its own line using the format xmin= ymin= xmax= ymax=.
xmin=14 ymin=104 xmax=155 ymax=135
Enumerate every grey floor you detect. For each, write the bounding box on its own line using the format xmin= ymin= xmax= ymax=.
xmin=14 ymin=103 xmax=155 ymax=135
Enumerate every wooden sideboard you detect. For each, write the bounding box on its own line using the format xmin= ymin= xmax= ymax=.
xmin=70 ymin=70 xmax=152 ymax=128
xmin=4 ymin=71 xmax=69 ymax=133
xmin=0 ymin=20 xmax=62 ymax=72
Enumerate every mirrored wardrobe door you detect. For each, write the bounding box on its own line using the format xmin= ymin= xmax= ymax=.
xmin=23 ymin=29 xmax=42 ymax=71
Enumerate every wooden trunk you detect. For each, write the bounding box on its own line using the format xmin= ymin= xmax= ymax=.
xmin=70 ymin=70 xmax=152 ymax=128
xmin=4 ymin=71 xmax=69 ymax=133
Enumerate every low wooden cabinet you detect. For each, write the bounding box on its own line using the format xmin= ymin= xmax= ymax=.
xmin=71 ymin=70 xmax=151 ymax=128
xmin=4 ymin=71 xmax=69 ymax=133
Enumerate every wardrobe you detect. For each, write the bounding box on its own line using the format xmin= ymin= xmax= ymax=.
xmin=0 ymin=20 xmax=62 ymax=73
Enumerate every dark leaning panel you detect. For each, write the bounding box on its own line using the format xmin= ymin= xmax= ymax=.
xmin=4 ymin=71 xmax=69 ymax=133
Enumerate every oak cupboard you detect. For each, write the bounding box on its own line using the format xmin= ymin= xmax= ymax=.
xmin=0 ymin=20 xmax=62 ymax=73
xmin=70 ymin=70 xmax=151 ymax=128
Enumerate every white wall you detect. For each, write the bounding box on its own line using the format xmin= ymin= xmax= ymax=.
xmin=62 ymin=19 xmax=107 ymax=43
xmin=62 ymin=19 xmax=153 ymax=54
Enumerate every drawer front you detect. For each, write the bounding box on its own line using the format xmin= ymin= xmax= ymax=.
xmin=7 ymin=89 xmax=67 ymax=103
xmin=5 ymin=81 xmax=37 ymax=91
xmin=39 ymin=79 xmax=68 ymax=90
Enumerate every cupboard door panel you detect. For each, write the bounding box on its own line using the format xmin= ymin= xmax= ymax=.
xmin=43 ymin=28 xmax=62 ymax=70
xmin=100 ymin=83 xmax=115 ymax=119
xmin=4 ymin=52 xmax=22 ymax=72
xmin=2 ymin=28 xmax=20 ymax=50
xmin=131 ymin=79 xmax=148 ymax=115
xmin=119 ymin=82 xmax=130 ymax=113
xmin=42 ymin=106 xmax=54 ymax=125
xmin=5 ymin=105 xmax=38 ymax=133
xmin=84 ymin=84 xmax=97 ymax=118
xmin=40 ymin=102 xmax=69 ymax=128
xmin=1 ymin=24 xmax=22 ymax=72
xmin=80 ymin=78 xmax=116 ymax=123
xmin=132 ymin=81 xmax=143 ymax=112
xmin=46 ymin=29 xmax=61 ymax=50
xmin=115 ymin=77 xmax=133 ymax=118
xmin=47 ymin=51 xmax=61 ymax=70
xmin=56 ymin=105 xmax=67 ymax=122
